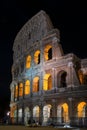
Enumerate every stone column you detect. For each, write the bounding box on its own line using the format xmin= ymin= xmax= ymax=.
xmin=29 ymin=104 xmax=33 ymax=123
xmin=68 ymin=98 xmax=73 ymax=125
xmin=11 ymin=85 xmax=14 ymax=102
xmin=52 ymin=37 xmax=63 ymax=59
xmin=52 ymin=68 xmax=55 ymax=89
xmin=40 ymin=40 xmax=44 ymax=64
xmin=39 ymin=102 xmax=43 ymax=125
xmin=18 ymin=83 xmax=19 ymax=101
xmin=16 ymin=105 xmax=18 ymax=125
xmin=23 ymin=81 xmax=25 ymax=99
xmin=67 ymin=61 xmax=80 ymax=88
xmin=39 ymin=71 xmax=43 ymax=91
xmin=41 ymin=71 xmax=45 ymax=94
xmin=22 ymin=104 xmax=24 ymax=124
xmin=30 ymin=75 xmax=33 ymax=97
xmin=67 ymin=62 xmax=73 ymax=87
xmin=14 ymin=85 xmax=16 ymax=102
xmin=52 ymin=99 xmax=57 ymax=124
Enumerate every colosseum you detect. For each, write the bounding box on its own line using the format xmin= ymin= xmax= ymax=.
xmin=10 ymin=10 xmax=87 ymax=127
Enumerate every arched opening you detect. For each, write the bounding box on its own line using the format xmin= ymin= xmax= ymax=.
xmin=25 ymin=80 xmax=30 ymax=95
xmin=77 ymin=102 xmax=87 ymax=126
xmin=61 ymin=72 xmax=67 ymax=87
xmin=62 ymin=103 xmax=69 ymax=123
xmin=15 ymin=85 xmax=18 ymax=98
xmin=34 ymin=50 xmax=40 ymax=64
xmin=33 ymin=106 xmax=40 ymax=122
xmin=44 ymin=45 xmax=52 ymax=61
xmin=78 ymin=70 xmax=84 ymax=84
xmin=58 ymin=71 xmax=67 ymax=88
xmin=77 ymin=102 xmax=86 ymax=118
xmin=43 ymin=74 xmax=52 ymax=90
xmin=24 ymin=107 xmax=30 ymax=125
xmin=33 ymin=77 xmax=39 ymax=92
xmin=19 ymin=83 xmax=23 ymax=97
xmin=48 ymin=48 xmax=52 ymax=60
xmin=26 ymin=55 xmax=31 ymax=69
xmin=57 ymin=103 xmax=69 ymax=123
xmin=43 ymin=104 xmax=52 ymax=124
xmin=18 ymin=108 xmax=22 ymax=123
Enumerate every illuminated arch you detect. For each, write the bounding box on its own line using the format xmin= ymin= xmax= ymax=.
xmin=24 ymin=107 xmax=31 ymax=125
xmin=44 ymin=45 xmax=52 ymax=61
xmin=18 ymin=108 xmax=22 ymax=122
xmin=33 ymin=77 xmax=39 ymax=92
xmin=57 ymin=103 xmax=69 ymax=123
xmin=15 ymin=85 xmax=18 ymax=98
xmin=77 ymin=102 xmax=86 ymax=117
xmin=43 ymin=74 xmax=52 ymax=90
xmin=43 ymin=104 xmax=52 ymax=123
xmin=34 ymin=50 xmax=40 ymax=64
xmin=78 ymin=70 xmax=84 ymax=84
xmin=26 ymin=55 xmax=31 ymax=69
xmin=33 ymin=106 xmax=40 ymax=121
xmin=62 ymin=103 xmax=69 ymax=123
xmin=25 ymin=80 xmax=30 ymax=95
xmin=19 ymin=83 xmax=23 ymax=96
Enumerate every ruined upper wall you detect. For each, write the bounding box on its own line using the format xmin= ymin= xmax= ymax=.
xmin=13 ymin=10 xmax=54 ymax=51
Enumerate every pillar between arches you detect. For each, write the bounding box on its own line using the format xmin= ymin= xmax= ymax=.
xmin=51 ymin=99 xmax=57 ymax=124
xmin=39 ymin=103 xmax=43 ymax=125
xmin=68 ymin=98 xmax=75 ymax=125
xmin=29 ymin=105 xmax=33 ymax=122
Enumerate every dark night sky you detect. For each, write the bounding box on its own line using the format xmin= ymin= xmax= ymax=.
xmin=0 ymin=0 xmax=87 ymax=117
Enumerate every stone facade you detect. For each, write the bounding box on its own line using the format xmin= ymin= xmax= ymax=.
xmin=10 ymin=10 xmax=87 ymax=127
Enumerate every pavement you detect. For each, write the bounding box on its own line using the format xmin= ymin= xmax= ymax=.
xmin=0 ymin=125 xmax=87 ymax=130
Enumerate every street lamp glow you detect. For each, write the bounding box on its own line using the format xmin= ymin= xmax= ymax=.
xmin=7 ymin=111 xmax=10 ymax=116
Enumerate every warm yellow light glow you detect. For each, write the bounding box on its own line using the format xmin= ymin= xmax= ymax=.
xmin=33 ymin=77 xmax=39 ymax=92
xmin=15 ymin=85 xmax=18 ymax=97
xmin=25 ymin=80 xmax=30 ymax=95
xmin=43 ymin=74 xmax=52 ymax=90
xmin=26 ymin=55 xmax=31 ymax=69
xmin=77 ymin=102 xmax=86 ymax=117
xmin=10 ymin=107 xmax=14 ymax=117
xmin=10 ymin=105 xmax=17 ymax=118
xmin=44 ymin=45 xmax=52 ymax=61
xmin=34 ymin=50 xmax=40 ymax=64
xmin=78 ymin=71 xmax=83 ymax=84
xmin=62 ymin=103 xmax=68 ymax=113
xmin=19 ymin=83 xmax=23 ymax=96
xmin=62 ymin=103 xmax=69 ymax=123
